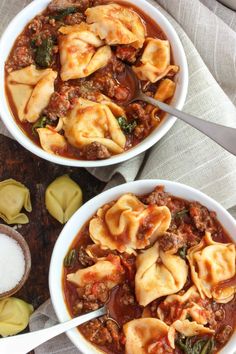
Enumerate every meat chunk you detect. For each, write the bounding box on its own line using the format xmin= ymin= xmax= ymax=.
xmin=141 ymin=186 xmax=171 ymax=206
xmin=48 ymin=0 xmax=90 ymax=12
xmin=216 ymin=325 xmax=233 ymax=344
xmin=64 ymin=12 xmax=84 ymax=25
xmin=106 ymin=320 xmax=120 ymax=343
xmin=28 ymin=17 xmax=43 ymax=33
xmin=116 ymin=45 xmax=139 ymax=63
xmin=81 ymin=318 xmax=113 ymax=345
xmin=189 ymin=202 xmax=219 ymax=233
xmin=120 ymin=284 xmax=135 ymax=306
xmin=44 ymin=92 xmax=70 ymax=120
xmin=158 ymin=232 xmax=185 ymax=254
xmin=77 ymin=246 xmax=94 ymax=267
xmin=126 ymin=102 xmax=149 ymax=122
xmin=6 ymin=46 xmax=33 ymax=71
xmin=82 ymin=142 xmax=111 ymax=160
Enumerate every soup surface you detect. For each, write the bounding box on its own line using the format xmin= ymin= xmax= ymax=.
xmin=5 ymin=0 xmax=179 ymax=160
xmin=63 ymin=186 xmax=236 ymax=354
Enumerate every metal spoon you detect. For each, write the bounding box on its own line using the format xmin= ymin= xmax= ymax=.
xmin=124 ymin=66 xmax=236 ymax=156
xmin=0 ymin=306 xmax=107 ymax=354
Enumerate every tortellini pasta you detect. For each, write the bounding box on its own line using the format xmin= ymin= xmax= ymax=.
xmin=133 ymin=38 xmax=179 ymax=83
xmin=7 ymin=65 xmax=57 ymax=123
xmin=0 ymin=297 xmax=33 ymax=337
xmin=85 ymin=4 xmax=146 ymax=48
xmin=187 ymin=232 xmax=236 ymax=303
xmin=135 ymin=241 xmax=188 ymax=306
xmin=63 ymin=98 xmax=126 ymax=154
xmin=67 ymin=255 xmax=124 ymax=289
xmin=158 ymin=286 xmax=215 ymax=337
xmin=0 ymin=179 xmax=32 ymax=224
xmin=89 ymin=194 xmax=171 ymax=253
xmin=37 ymin=127 xmax=67 ymax=155
xmin=123 ymin=318 xmax=172 ymax=353
xmin=45 ymin=175 xmax=83 ymax=224
xmin=59 ymin=23 xmax=112 ymax=81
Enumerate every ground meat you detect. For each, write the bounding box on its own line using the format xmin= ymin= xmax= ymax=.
xmin=177 ymin=222 xmax=201 ymax=247
xmin=116 ymin=45 xmax=139 ymax=63
xmin=77 ymin=246 xmax=94 ymax=267
xmin=78 ymin=282 xmax=109 ymax=303
xmin=133 ymin=124 xmax=145 ymax=139
xmin=81 ymin=318 xmax=113 ymax=345
xmin=44 ymin=92 xmax=71 ymax=120
xmin=82 ymin=142 xmax=111 ymax=160
xmin=106 ymin=320 xmax=120 ymax=343
xmin=141 ymin=186 xmax=171 ymax=206
xmin=64 ymin=12 xmax=84 ymax=25
xmin=137 ymin=218 xmax=154 ymax=241
xmin=48 ymin=0 xmax=90 ymax=12
xmin=6 ymin=46 xmax=33 ymax=71
xmin=158 ymin=232 xmax=185 ymax=254
xmin=126 ymin=102 xmax=149 ymax=122
xmin=113 ymin=86 xmax=130 ymax=101
xmin=110 ymin=55 xmax=126 ymax=75
xmin=28 ymin=17 xmax=43 ymax=33
xmin=189 ymin=202 xmax=219 ymax=233
xmin=216 ymin=325 xmax=233 ymax=344
xmin=120 ymin=284 xmax=135 ymax=306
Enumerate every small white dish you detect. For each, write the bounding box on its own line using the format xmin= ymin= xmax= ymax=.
xmin=0 ymin=0 xmax=188 ymax=167
xmin=49 ymin=179 xmax=236 ymax=354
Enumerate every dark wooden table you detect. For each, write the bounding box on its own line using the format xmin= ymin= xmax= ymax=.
xmin=0 ymin=134 xmax=105 ymax=309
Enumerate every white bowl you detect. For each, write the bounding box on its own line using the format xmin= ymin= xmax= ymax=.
xmin=49 ymin=179 xmax=236 ymax=354
xmin=0 ymin=0 xmax=188 ymax=168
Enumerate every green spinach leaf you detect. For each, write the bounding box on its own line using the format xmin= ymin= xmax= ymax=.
xmin=64 ymin=249 xmax=77 ymax=268
xmin=52 ymin=7 xmax=78 ymax=21
xmin=176 ymin=336 xmax=214 ymax=354
xmin=35 ymin=37 xmax=54 ymax=68
xmin=32 ymin=116 xmax=48 ymax=135
xmin=117 ymin=116 xmax=137 ymax=134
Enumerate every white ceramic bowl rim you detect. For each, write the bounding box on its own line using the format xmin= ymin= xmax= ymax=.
xmin=0 ymin=0 xmax=188 ymax=167
xmin=49 ymin=179 xmax=236 ymax=354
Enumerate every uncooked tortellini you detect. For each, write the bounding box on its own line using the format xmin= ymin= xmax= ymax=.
xmin=0 ymin=179 xmax=32 ymax=224
xmin=0 ymin=297 xmax=33 ymax=337
xmin=45 ymin=175 xmax=83 ymax=224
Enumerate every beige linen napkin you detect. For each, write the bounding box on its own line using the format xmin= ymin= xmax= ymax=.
xmin=0 ymin=0 xmax=235 ymax=351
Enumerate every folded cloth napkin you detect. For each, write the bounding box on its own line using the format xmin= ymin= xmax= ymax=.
xmin=0 ymin=0 xmax=235 ymax=351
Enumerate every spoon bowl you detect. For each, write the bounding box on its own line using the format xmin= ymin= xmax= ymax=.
xmin=124 ymin=65 xmax=236 ymax=156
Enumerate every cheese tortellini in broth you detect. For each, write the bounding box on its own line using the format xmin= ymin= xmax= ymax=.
xmin=85 ymin=4 xmax=146 ymax=48
xmin=7 ymin=65 xmax=57 ymax=123
xmin=188 ymin=232 xmax=236 ymax=303
xmin=59 ymin=23 xmax=112 ymax=81
xmin=89 ymin=194 xmax=171 ymax=253
xmin=135 ymin=241 xmax=188 ymax=306
xmin=63 ymin=98 xmax=126 ymax=154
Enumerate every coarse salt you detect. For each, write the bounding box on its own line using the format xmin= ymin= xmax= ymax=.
xmin=0 ymin=233 xmax=25 ymax=294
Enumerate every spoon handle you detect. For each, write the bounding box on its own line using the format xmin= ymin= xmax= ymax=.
xmin=140 ymin=94 xmax=236 ymax=156
xmin=0 ymin=306 xmax=106 ymax=354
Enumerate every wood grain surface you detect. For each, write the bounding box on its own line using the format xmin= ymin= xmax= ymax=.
xmin=0 ymin=134 xmax=105 ymax=309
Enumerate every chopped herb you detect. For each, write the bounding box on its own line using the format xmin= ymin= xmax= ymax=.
xmin=32 ymin=116 xmax=48 ymax=135
xmin=176 ymin=336 xmax=214 ymax=354
xmin=117 ymin=116 xmax=137 ymax=134
xmin=35 ymin=37 xmax=54 ymax=68
xmin=51 ymin=7 xmax=78 ymax=21
xmin=178 ymin=245 xmax=188 ymax=260
xmin=175 ymin=208 xmax=189 ymax=219
xmin=64 ymin=249 xmax=77 ymax=268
